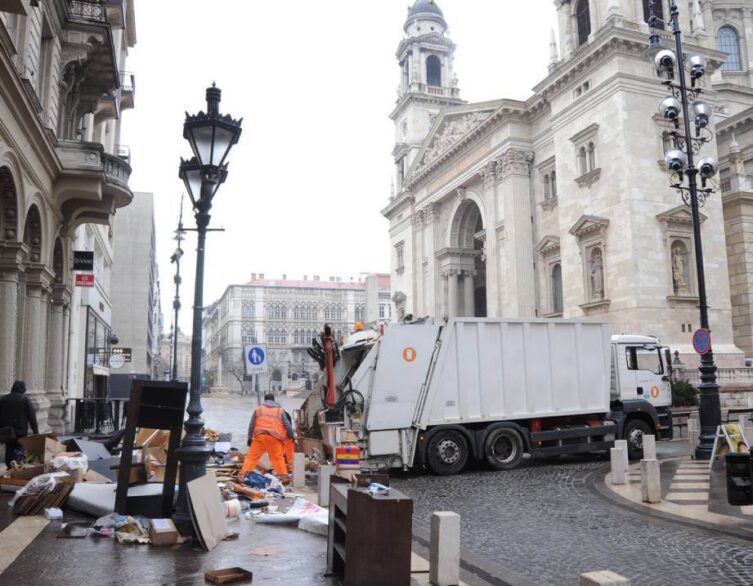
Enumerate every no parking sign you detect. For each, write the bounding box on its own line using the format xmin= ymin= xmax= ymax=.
xmin=692 ymin=328 xmax=711 ymax=355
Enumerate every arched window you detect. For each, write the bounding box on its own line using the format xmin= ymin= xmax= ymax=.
xmin=242 ymin=301 xmax=254 ymax=320
xmin=280 ymin=330 xmax=287 ymax=344
xmin=551 ymin=263 xmax=563 ymax=314
xmin=576 ymin=0 xmax=591 ymax=46
xmin=550 ymin=171 xmax=557 ymax=199
xmin=717 ymin=26 xmax=742 ymax=71
xmin=643 ymin=0 xmax=664 ymax=30
xmin=426 ymin=55 xmax=442 ymax=87
xmin=578 ymin=146 xmax=588 ymax=175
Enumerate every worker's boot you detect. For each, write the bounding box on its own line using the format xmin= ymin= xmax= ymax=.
xmin=279 ymin=474 xmax=291 ymax=486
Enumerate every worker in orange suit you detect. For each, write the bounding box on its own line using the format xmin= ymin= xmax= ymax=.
xmin=240 ymin=393 xmax=294 ymax=483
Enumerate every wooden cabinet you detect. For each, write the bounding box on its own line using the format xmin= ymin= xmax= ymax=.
xmin=327 ymin=483 xmax=413 ymax=586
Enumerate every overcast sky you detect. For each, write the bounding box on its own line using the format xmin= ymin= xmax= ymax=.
xmin=119 ymin=0 xmax=558 ymax=334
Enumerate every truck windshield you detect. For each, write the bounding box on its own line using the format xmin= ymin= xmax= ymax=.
xmin=626 ymin=346 xmax=663 ymax=375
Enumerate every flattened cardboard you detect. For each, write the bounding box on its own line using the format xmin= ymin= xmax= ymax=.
xmin=187 ymin=471 xmax=228 ymax=552
xmin=83 ymin=470 xmax=112 ymax=484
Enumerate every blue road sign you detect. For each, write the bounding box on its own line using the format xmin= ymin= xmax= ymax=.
xmin=692 ymin=328 xmax=711 ymax=355
xmin=244 ymin=344 xmax=267 ymax=374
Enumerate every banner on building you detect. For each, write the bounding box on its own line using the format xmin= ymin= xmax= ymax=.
xmin=75 ymin=274 xmax=94 ymax=287
xmin=73 ymin=250 xmax=94 ymax=271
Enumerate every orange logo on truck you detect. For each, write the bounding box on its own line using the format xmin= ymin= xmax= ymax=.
xmin=650 ymin=386 xmax=660 ymax=398
xmin=403 ymin=347 xmax=417 ymax=362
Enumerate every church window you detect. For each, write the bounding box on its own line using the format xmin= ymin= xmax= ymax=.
xmin=578 ymin=146 xmax=588 ymax=175
xmin=551 ymin=263 xmax=563 ymax=315
xmin=543 ymin=173 xmax=551 ymax=200
xmin=643 ymin=0 xmax=665 ymax=30
xmin=550 ymin=171 xmax=558 ymax=199
xmin=576 ymin=0 xmax=591 ymax=46
xmin=717 ymin=26 xmax=742 ymax=72
xmin=426 ymin=55 xmax=442 ymax=87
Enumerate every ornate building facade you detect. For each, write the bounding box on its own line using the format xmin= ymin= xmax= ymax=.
xmin=0 ymin=1 xmax=136 ymax=431
xmin=384 ymin=0 xmax=753 ymax=365
xmin=202 ymin=274 xmax=391 ymax=393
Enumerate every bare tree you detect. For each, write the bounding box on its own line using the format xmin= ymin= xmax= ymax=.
xmin=220 ymin=347 xmax=247 ymax=396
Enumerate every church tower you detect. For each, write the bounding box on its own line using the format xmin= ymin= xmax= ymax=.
xmin=390 ymin=0 xmax=464 ymax=196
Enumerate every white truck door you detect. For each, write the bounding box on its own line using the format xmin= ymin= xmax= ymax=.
xmin=623 ymin=345 xmax=669 ymax=405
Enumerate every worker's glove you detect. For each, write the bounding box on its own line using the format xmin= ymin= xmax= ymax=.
xmin=247 ymin=438 xmax=252 ymax=447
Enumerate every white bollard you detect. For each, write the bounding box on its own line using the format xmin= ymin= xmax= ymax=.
xmin=640 ymin=458 xmax=661 ymax=503
xmin=317 ymin=464 xmax=336 ymax=507
xmin=609 ymin=448 xmax=627 ymax=485
xmin=579 ymin=570 xmax=631 ymax=585
xmin=687 ymin=419 xmax=700 ymax=454
xmin=642 ymin=434 xmax=656 ymax=460
xmin=614 ymin=440 xmax=629 ymax=474
xmin=430 ymin=512 xmax=460 ymax=586
xmin=292 ymin=452 xmax=306 ymax=488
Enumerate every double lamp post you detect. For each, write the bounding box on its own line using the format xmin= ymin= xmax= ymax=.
xmin=172 ymin=84 xmax=242 ymax=532
xmin=648 ymin=0 xmax=721 ymax=460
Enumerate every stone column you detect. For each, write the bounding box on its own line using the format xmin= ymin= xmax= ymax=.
xmin=481 ymin=163 xmax=499 ymax=317
xmin=413 ymin=211 xmax=424 ymax=315
xmin=0 ymin=268 xmax=20 ymax=391
xmin=463 ymin=270 xmax=475 ymax=317
xmin=423 ymin=203 xmax=438 ymax=317
xmin=497 ymin=149 xmax=536 ymax=317
xmin=23 ymin=269 xmax=53 ymax=432
xmin=447 ymin=271 xmax=458 ymax=318
xmin=45 ymin=284 xmax=70 ymax=434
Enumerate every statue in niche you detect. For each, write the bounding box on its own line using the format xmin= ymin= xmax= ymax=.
xmin=672 ymin=245 xmax=689 ymax=295
xmin=589 ymin=250 xmax=604 ymax=301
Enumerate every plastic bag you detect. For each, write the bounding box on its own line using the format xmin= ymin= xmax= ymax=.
xmin=243 ymin=471 xmax=271 ymax=489
xmin=51 ymin=453 xmax=89 ymax=474
xmin=9 ymin=472 xmax=70 ymax=507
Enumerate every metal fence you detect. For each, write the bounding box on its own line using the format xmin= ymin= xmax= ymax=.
xmin=69 ymin=398 xmax=127 ymax=435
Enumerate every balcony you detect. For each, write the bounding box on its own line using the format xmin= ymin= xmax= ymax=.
xmin=68 ymin=0 xmax=106 ymax=22
xmin=120 ymin=70 xmax=135 ymax=110
xmin=54 ymin=140 xmax=133 ymax=228
xmin=115 ymin=144 xmax=131 ymax=163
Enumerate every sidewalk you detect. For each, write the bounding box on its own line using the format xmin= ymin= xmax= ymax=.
xmin=603 ymin=452 xmax=753 ymax=540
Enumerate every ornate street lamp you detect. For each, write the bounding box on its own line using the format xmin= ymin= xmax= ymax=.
xmin=648 ymin=1 xmax=720 ymax=460
xmin=173 ymin=84 xmax=242 ymax=533
xmin=170 ymin=194 xmax=186 ymax=382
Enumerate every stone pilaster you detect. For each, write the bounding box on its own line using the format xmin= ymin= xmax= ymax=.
xmin=422 ymin=203 xmax=438 ymax=317
xmin=23 ymin=266 xmax=53 ymax=432
xmin=463 ymin=269 xmax=475 ymax=317
xmin=413 ymin=211 xmax=425 ymax=315
xmin=45 ymin=284 xmax=71 ymax=434
xmin=481 ymin=161 xmax=500 ymax=316
xmin=0 ymin=243 xmax=25 ymax=391
xmin=496 ymin=149 xmax=536 ymax=317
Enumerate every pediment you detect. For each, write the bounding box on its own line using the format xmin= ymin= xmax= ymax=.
xmin=536 ymin=235 xmax=560 ymax=256
xmin=408 ymin=105 xmax=497 ymax=177
xmin=656 ymin=204 xmax=707 ymax=226
xmin=568 ymin=215 xmax=609 ymax=239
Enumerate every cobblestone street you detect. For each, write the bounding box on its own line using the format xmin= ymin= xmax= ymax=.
xmin=392 ymin=443 xmax=753 ymax=586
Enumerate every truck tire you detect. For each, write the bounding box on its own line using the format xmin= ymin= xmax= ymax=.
xmin=426 ymin=430 xmax=468 ymax=475
xmin=485 ymin=427 xmax=524 ymax=471
xmin=623 ymin=418 xmax=651 ymax=460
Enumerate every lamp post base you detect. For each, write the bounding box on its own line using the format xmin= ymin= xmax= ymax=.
xmin=172 ymin=433 xmax=212 ymax=536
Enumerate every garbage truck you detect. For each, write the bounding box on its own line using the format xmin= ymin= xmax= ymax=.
xmin=297 ymin=318 xmax=673 ymax=475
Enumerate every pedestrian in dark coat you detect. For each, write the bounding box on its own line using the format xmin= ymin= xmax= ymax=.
xmin=0 ymin=380 xmax=39 ymax=468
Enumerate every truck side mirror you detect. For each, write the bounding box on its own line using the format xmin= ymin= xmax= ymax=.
xmin=664 ymin=348 xmax=673 ymax=375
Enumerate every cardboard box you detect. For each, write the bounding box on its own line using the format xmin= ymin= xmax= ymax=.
xmin=18 ymin=434 xmax=64 ymax=463
xmin=8 ymin=464 xmax=45 ymax=481
xmin=149 ymin=518 xmax=179 ymax=546
xmin=112 ymin=462 xmax=148 ymax=485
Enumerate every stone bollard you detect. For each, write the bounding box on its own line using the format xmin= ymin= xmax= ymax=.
xmin=430 ymin=512 xmax=460 ymax=586
xmin=579 ymin=570 xmax=631 ymax=585
xmin=609 ymin=447 xmax=627 ymax=485
xmin=642 ymin=434 xmax=656 ymax=460
xmin=292 ymin=452 xmax=306 ymax=488
xmin=738 ymin=414 xmax=752 ymax=443
xmin=640 ymin=459 xmax=661 ymax=503
xmin=614 ymin=439 xmax=629 ymax=473
xmin=317 ymin=464 xmax=336 ymax=507
xmin=687 ymin=418 xmax=700 ymax=454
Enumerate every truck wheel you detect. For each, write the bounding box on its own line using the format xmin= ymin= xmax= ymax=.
xmin=485 ymin=428 xmax=524 ymax=471
xmin=426 ymin=430 xmax=468 ymax=475
xmin=623 ymin=419 xmax=651 ymax=460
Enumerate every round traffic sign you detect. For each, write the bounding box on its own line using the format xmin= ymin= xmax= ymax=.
xmin=248 ymin=346 xmax=265 ymax=366
xmin=692 ymin=328 xmax=711 ymax=355
xmin=109 ymin=353 xmax=125 ymax=369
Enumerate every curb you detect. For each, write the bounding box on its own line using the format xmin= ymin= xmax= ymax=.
xmin=587 ymin=461 xmax=753 ymax=545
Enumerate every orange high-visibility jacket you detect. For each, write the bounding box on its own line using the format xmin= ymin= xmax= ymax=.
xmin=251 ymin=405 xmax=287 ymax=440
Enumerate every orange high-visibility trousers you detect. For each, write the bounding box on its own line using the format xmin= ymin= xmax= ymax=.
xmin=240 ymin=434 xmax=288 ymax=477
xmin=283 ymin=438 xmax=294 ymax=469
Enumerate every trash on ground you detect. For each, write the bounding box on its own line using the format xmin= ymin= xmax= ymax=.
xmin=10 ymin=472 xmax=74 ymax=515
xmin=44 ymin=507 xmax=63 ymax=520
xmin=204 ymin=567 xmax=253 ymax=584
xmin=149 ymin=518 xmax=180 ymax=546
xmin=187 ymin=470 xmax=230 ymax=552
xmin=58 ymin=521 xmax=92 ymax=538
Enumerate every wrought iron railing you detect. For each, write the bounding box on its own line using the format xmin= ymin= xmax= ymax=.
xmin=68 ymin=0 xmax=106 ymax=22
xmin=69 ymin=398 xmax=127 ymax=435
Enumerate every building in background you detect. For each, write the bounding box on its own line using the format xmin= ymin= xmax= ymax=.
xmin=158 ymin=327 xmax=191 ymax=383
xmin=0 ymin=1 xmax=136 ymax=433
xmin=109 ymin=192 xmax=160 ymax=395
xmin=203 ymin=273 xmax=391 ymax=393
xmin=384 ymin=0 xmax=753 ymax=372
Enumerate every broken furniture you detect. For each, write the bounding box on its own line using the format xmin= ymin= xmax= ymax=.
xmin=327 ymin=483 xmax=413 ymax=586
xmin=115 ymin=380 xmax=188 ymax=517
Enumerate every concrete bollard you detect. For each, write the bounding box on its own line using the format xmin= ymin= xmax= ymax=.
xmin=642 ymin=434 xmax=656 ymax=460
xmin=317 ymin=464 xmax=336 ymax=507
xmin=614 ymin=439 xmax=629 ymax=473
xmin=687 ymin=418 xmax=700 ymax=454
xmin=609 ymin=448 xmax=627 ymax=485
xmin=430 ymin=512 xmax=460 ymax=586
xmin=292 ymin=452 xmax=306 ymax=488
xmin=579 ymin=570 xmax=631 ymax=585
xmin=640 ymin=458 xmax=661 ymax=503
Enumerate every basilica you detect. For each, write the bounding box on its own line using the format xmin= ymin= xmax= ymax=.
xmin=383 ymin=0 xmax=753 ymax=366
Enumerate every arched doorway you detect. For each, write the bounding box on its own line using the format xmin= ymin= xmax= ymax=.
xmin=0 ymin=167 xmax=20 ymax=390
xmin=448 ymin=199 xmax=487 ymax=318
